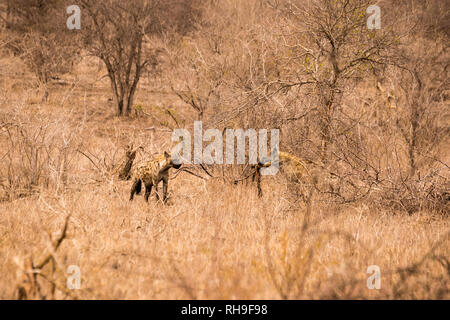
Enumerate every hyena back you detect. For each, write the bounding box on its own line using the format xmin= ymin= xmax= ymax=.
xmin=129 ymin=151 xmax=181 ymax=203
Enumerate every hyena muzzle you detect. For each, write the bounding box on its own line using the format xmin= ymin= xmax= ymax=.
xmin=129 ymin=151 xmax=182 ymax=203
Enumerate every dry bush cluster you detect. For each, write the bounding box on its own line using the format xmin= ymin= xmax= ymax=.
xmin=0 ymin=105 xmax=83 ymax=201
xmin=0 ymin=0 xmax=448 ymax=299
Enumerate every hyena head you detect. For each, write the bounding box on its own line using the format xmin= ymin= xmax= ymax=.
xmin=164 ymin=151 xmax=182 ymax=170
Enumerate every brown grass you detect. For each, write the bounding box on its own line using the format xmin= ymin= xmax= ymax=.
xmin=0 ymin=11 xmax=449 ymax=299
xmin=0 ymin=85 xmax=448 ymax=299
xmin=0 ymin=171 xmax=448 ymax=299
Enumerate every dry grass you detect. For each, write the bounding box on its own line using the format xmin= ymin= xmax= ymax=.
xmin=0 ymin=74 xmax=448 ymax=298
xmin=0 ymin=173 xmax=448 ymax=299
xmin=0 ymin=12 xmax=449 ymax=299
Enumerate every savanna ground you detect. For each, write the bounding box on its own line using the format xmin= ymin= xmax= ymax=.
xmin=0 ymin=0 xmax=449 ymax=299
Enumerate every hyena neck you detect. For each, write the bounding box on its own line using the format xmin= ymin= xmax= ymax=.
xmin=159 ymin=163 xmax=173 ymax=173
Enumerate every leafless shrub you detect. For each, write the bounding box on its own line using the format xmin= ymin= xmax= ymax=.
xmin=80 ymin=0 xmax=201 ymax=116
xmin=0 ymin=107 xmax=81 ymax=200
xmin=15 ymin=213 xmax=73 ymax=300
xmin=0 ymin=0 xmax=448 ymax=301
xmin=0 ymin=0 xmax=81 ymax=101
xmin=369 ymin=3 xmax=450 ymax=214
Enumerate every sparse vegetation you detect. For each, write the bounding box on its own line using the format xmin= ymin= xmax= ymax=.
xmin=0 ymin=0 xmax=448 ymax=299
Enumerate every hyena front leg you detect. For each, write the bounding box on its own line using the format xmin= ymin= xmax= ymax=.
xmin=248 ymin=164 xmax=263 ymax=197
xmin=162 ymin=177 xmax=169 ymax=203
xmin=256 ymin=168 xmax=262 ymax=198
xmin=144 ymin=183 xmax=153 ymax=202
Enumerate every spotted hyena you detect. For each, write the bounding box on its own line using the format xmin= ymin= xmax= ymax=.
xmin=129 ymin=151 xmax=182 ymax=203
xmin=250 ymin=151 xmax=314 ymax=198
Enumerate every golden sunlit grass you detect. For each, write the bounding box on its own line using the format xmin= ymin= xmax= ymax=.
xmin=0 ymin=54 xmax=448 ymax=300
xmin=0 ymin=166 xmax=448 ymax=299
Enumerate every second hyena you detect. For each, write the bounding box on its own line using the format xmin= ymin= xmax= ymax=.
xmin=129 ymin=151 xmax=182 ymax=203
xmin=250 ymin=151 xmax=313 ymax=198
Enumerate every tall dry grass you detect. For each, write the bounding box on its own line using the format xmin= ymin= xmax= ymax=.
xmin=0 ymin=0 xmax=448 ymax=300
xmin=0 ymin=79 xmax=448 ymax=299
xmin=0 ymin=169 xmax=448 ymax=299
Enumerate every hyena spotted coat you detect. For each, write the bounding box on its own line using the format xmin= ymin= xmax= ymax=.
xmin=251 ymin=151 xmax=314 ymax=198
xmin=129 ymin=151 xmax=181 ymax=203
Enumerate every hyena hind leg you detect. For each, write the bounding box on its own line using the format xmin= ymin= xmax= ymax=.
xmin=130 ymin=179 xmax=142 ymax=201
xmin=144 ymin=183 xmax=153 ymax=202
